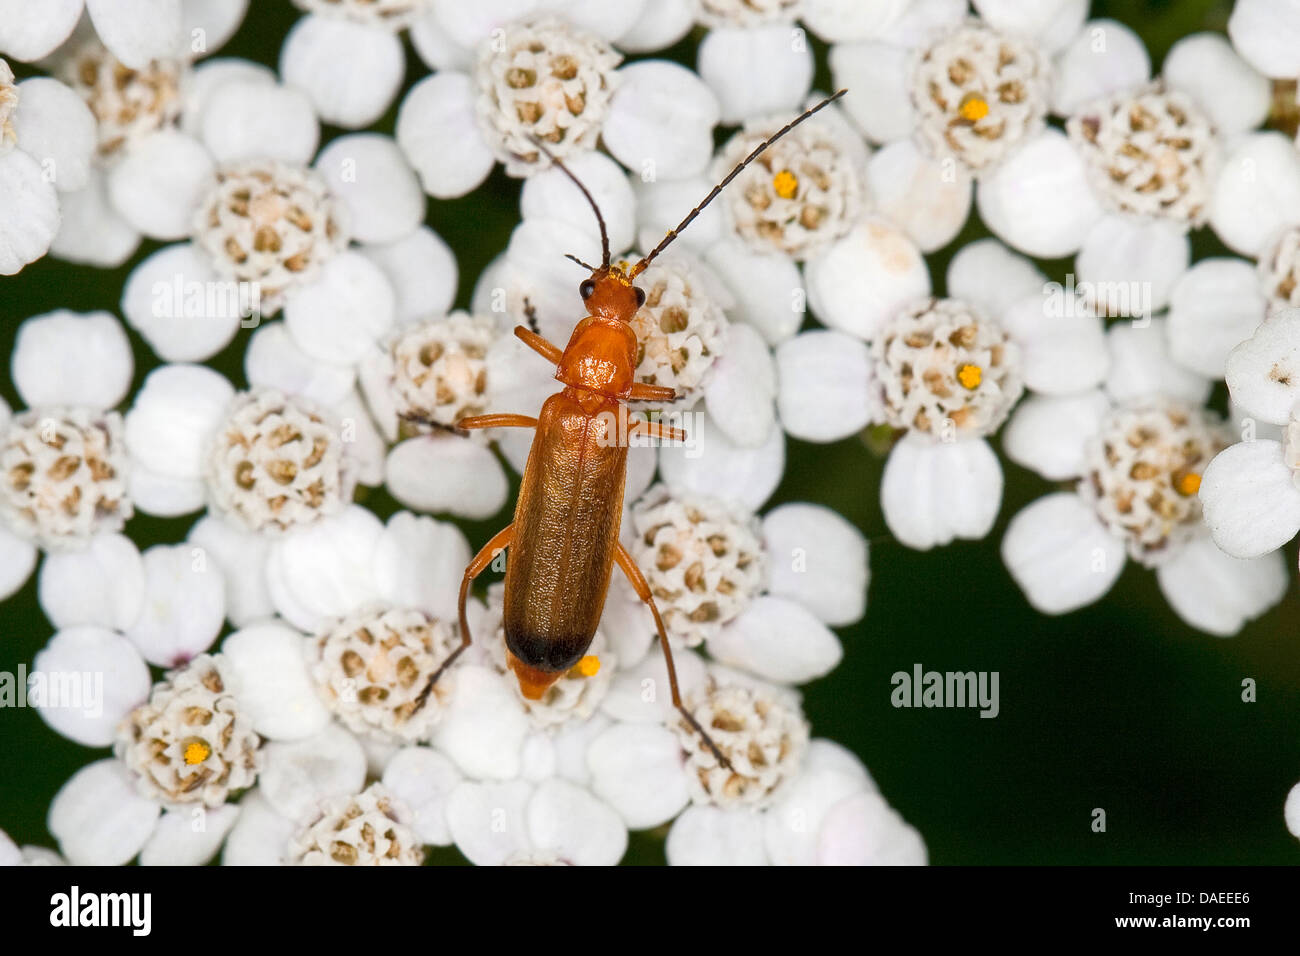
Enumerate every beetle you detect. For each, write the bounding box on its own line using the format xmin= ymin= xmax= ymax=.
xmin=414 ymin=91 xmax=849 ymax=766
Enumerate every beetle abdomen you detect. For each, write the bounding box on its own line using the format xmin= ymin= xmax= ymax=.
xmin=503 ymin=389 xmax=628 ymax=674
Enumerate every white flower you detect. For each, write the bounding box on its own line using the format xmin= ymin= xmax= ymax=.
xmin=1003 ymin=321 xmax=1287 ymax=636
xmin=396 ymin=6 xmax=719 ymax=198
xmin=0 ymin=829 xmax=65 ymax=865
xmin=0 ymin=57 xmax=96 ymax=275
xmin=287 ymin=783 xmax=424 ymax=865
xmin=105 ymin=67 xmax=440 ymax=366
xmin=1201 ymin=309 xmax=1300 ymax=561
xmin=1228 ymin=0 xmax=1300 ymax=79
xmin=777 ymin=240 xmax=1109 ymax=550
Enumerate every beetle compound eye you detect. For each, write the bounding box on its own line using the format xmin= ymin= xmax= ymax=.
xmin=579 ymin=279 xmax=596 ymax=300
xmin=634 ymin=286 xmax=646 ymax=308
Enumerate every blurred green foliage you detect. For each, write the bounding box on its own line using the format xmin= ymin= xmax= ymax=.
xmin=3 ymin=0 xmax=1298 ymax=865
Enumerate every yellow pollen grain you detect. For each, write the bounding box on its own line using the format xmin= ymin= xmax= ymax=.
xmin=957 ymin=363 xmax=983 ymax=390
xmin=576 ymin=655 xmax=600 ymax=678
xmin=1176 ymin=472 xmax=1201 ymax=496
xmin=772 ymin=169 xmax=798 ymax=200
xmin=958 ymin=92 xmax=990 ymax=123
xmin=183 ymin=739 xmax=211 ymax=766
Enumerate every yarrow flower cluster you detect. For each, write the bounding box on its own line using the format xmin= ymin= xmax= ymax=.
xmin=6 ymin=0 xmax=1300 ymax=870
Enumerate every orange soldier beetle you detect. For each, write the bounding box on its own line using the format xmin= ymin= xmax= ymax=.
xmin=414 ymin=90 xmax=849 ymax=766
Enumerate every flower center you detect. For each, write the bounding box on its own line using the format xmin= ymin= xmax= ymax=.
xmin=0 ymin=407 xmax=132 ymax=549
xmin=473 ymin=15 xmax=621 ymax=176
xmin=1257 ymin=226 xmax=1300 ymax=315
xmin=629 ymin=485 xmax=766 ymax=648
xmin=0 ymin=59 xmax=19 ymax=152
xmin=627 ymin=255 xmax=729 ymax=410
xmin=59 ymin=40 xmax=182 ymax=159
xmin=1066 ymin=84 xmax=1216 ymax=226
xmin=872 ymin=299 xmax=1023 ymax=439
xmin=115 ymin=655 xmax=260 ymax=808
xmin=292 ymin=0 xmax=430 ymax=30
xmin=193 ymin=159 xmax=347 ymax=315
xmin=910 ymin=22 xmax=1048 ymax=173
xmin=720 ymin=112 xmax=865 ymax=260
xmin=206 ymin=389 xmax=355 ymax=534
xmin=697 ymin=0 xmax=804 ymax=27
xmin=383 ymin=313 xmax=495 ymax=435
xmin=1080 ymin=399 xmax=1227 ymax=567
xmin=674 ymin=680 xmax=809 ymax=809
xmin=288 ymin=784 xmax=423 ymax=866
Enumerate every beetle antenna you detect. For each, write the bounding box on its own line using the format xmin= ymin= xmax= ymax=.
xmin=630 ymin=89 xmax=848 ymax=279
xmin=529 ymin=137 xmax=610 ymax=269
xmin=565 ymin=252 xmax=597 ymax=271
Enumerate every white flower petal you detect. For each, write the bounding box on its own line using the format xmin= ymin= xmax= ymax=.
xmin=445 ymin=779 xmax=533 ymax=866
xmin=221 ymin=790 xmax=294 ymax=865
xmin=1167 ymin=258 xmax=1266 ymax=380
xmin=666 ymin=806 xmax=766 ymax=865
xmin=976 ymin=129 xmax=1103 ymax=259
xmin=198 ymin=78 xmax=318 ymax=164
xmin=527 ymin=778 xmax=627 ymax=865
xmin=703 ymin=237 xmax=805 ymax=344
xmin=140 ymin=804 xmax=239 ymax=866
xmin=281 ymin=16 xmax=403 ymax=129
xmin=187 ymin=514 xmax=273 ymax=626
xmin=805 ymin=218 xmax=930 ymax=339
xmin=1077 ymin=215 xmax=1189 ymax=317
xmin=48 ymin=760 xmax=160 ymax=866
xmin=634 ymin=173 xmax=722 ymax=256
xmin=1200 ymin=440 xmax=1300 ymax=558
xmin=221 ymin=621 xmax=332 ymax=739
xmin=0 ymin=148 xmax=58 ymax=276
xmin=266 ymin=505 xmax=385 ymax=630
xmin=764 ymin=740 xmax=872 ymax=865
xmin=703 ymin=322 xmax=776 ymax=449
xmin=708 ymin=595 xmax=843 ymax=683
xmin=1156 ymin=535 xmax=1287 ymax=637
xmin=1285 ymin=781 xmax=1300 ymax=839
xmin=803 ymin=0 xmax=914 ymax=43
xmin=361 ymin=227 xmax=458 ymax=325
xmin=386 ymin=435 xmax=509 ymax=520
xmin=1224 ymin=311 xmax=1300 ymax=425
xmin=1002 ymin=390 xmax=1109 ymax=481
xmin=1210 ymin=133 xmax=1300 ymax=258
xmin=258 ymin=723 xmax=367 ymax=822
xmin=604 ymin=60 xmax=719 ymax=180
xmin=284 ymin=251 xmax=395 ymax=364
xmin=881 ymin=435 xmax=1003 ymax=550
xmin=180 ymin=57 xmax=276 ymax=134
xmin=121 ymin=242 xmax=243 ymax=362
xmin=50 ymin=169 xmax=141 ymax=268
xmin=432 ymin=665 xmax=530 ymax=780
xmin=125 ymin=543 xmax=225 ymax=667
xmin=1002 ymin=492 xmax=1125 ymax=614
xmin=128 ymin=468 xmax=207 ymax=517
xmin=0 ymin=0 xmax=82 ymax=61
xmin=828 ymin=41 xmax=913 ymax=143
xmin=13 ymin=309 xmax=133 ymax=409
xmin=775 ymin=330 xmax=874 ymax=442
xmin=38 ymin=533 xmax=144 ymax=632
xmin=33 ymin=627 xmax=151 ymax=747
xmin=875 ymin=0 xmax=967 ymax=46
xmin=107 ymin=130 xmax=214 ymax=240
xmin=1050 ymin=18 xmax=1150 ymax=116
xmin=244 ymin=322 xmax=355 ymax=407
xmin=1001 ymin=293 xmax=1109 ymax=395
xmin=315 ymin=134 xmax=423 ymax=244
xmin=1104 ymin=320 xmax=1211 ymax=406
xmin=972 ymin=0 xmax=1086 ymax=53
xmin=336 ymin=390 xmax=385 ymax=487
xmin=0 ymin=524 xmax=37 ymax=602
xmin=1227 ymin=0 xmax=1300 ymax=78
xmin=397 ymin=72 xmax=495 ymax=199
xmin=12 ymin=77 xmax=95 ymax=193
xmin=125 ymin=363 xmax=233 ymax=479
xmin=698 ymin=24 xmax=813 ymax=124
xmin=86 ymin=0 xmax=182 ymax=69
xmin=520 ymin=150 xmax=635 ymax=255
xmin=658 ymin=413 xmax=785 ymax=512
xmin=382 ymin=746 xmax=462 ymax=847
xmin=817 ymin=790 xmax=927 ymax=865
xmin=587 ymin=721 xmax=689 ymax=829
xmin=1163 ymin=32 xmax=1270 ymax=138
xmin=762 ymin=503 xmax=868 ymax=626
xmin=868 ymin=138 xmax=972 ymax=253
xmin=946 ymin=238 xmax=1045 ymax=320
xmin=372 ymin=511 xmax=471 ymax=623
xmin=599 ymin=647 xmax=709 ymax=726
xmin=409 ymin=6 xmax=472 ymax=71
xmin=613 ymin=0 xmax=693 ymax=52
xmin=178 ymin=0 xmax=248 ymax=58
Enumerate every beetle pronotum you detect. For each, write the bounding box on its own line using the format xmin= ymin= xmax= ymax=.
xmin=414 ymin=90 xmax=850 ymax=767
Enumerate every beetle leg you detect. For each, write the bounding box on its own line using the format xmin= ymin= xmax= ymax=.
xmin=613 ymin=542 xmax=733 ymax=771
xmin=514 ymin=325 xmax=564 ymax=365
xmin=413 ymin=524 xmax=514 ymax=714
xmin=628 ymin=382 xmax=678 ymax=403
xmin=456 ymin=414 xmax=538 ymax=431
xmin=627 ymin=418 xmax=687 ymax=443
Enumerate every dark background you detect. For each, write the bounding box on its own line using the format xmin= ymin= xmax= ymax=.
xmin=2 ymin=0 xmax=1297 ymax=865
